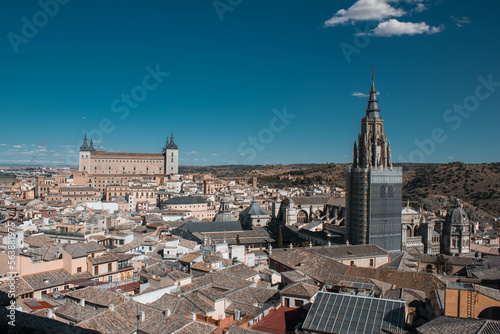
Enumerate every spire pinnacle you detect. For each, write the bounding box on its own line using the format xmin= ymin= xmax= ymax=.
xmin=366 ymin=67 xmax=380 ymax=118
xmin=80 ymin=133 xmax=91 ymax=151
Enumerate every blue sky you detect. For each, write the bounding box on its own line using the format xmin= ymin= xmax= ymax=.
xmin=0 ymin=0 xmax=499 ymax=166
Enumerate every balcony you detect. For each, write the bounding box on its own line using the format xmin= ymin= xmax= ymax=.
xmin=118 ymin=263 xmax=133 ymax=271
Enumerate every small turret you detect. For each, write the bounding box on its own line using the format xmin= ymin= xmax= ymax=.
xmin=80 ymin=133 xmax=91 ymax=151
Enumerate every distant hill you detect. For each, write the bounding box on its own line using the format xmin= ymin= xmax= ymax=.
xmin=181 ymin=162 xmax=500 ymax=219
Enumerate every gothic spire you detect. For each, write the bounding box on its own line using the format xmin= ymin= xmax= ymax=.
xmin=89 ymin=138 xmax=95 ymax=152
xmin=366 ymin=67 xmax=380 ymax=118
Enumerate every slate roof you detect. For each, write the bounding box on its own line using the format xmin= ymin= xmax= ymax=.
xmin=164 ymin=195 xmax=207 ymax=205
xmin=179 ymin=220 xmax=243 ymax=233
xmin=416 ymin=316 xmax=500 ymax=334
xmin=307 ymin=244 xmax=390 ymax=259
xmin=64 ymin=241 xmax=106 ymax=258
xmin=240 ymin=199 xmax=269 ymax=217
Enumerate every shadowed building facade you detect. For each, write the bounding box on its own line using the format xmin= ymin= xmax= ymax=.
xmin=78 ymin=132 xmax=179 ymax=175
xmin=345 ymin=73 xmax=402 ymax=252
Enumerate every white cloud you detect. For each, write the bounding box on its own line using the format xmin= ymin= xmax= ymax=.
xmin=60 ymin=145 xmax=75 ymax=148
xmin=0 ymin=144 xmax=6 ymax=146
xmin=13 ymin=145 xmax=26 ymax=148
xmin=365 ymin=19 xmax=443 ymax=37
xmin=324 ymin=0 xmax=405 ymax=26
xmin=184 ymin=151 xmax=200 ymax=155
xmin=352 ymin=92 xmax=369 ymax=98
xmin=82 ymin=116 xmax=86 ymax=120
xmin=450 ymin=16 xmax=471 ymax=28
xmin=413 ymin=3 xmax=427 ymax=13
xmin=212 ymin=153 xmax=221 ymax=156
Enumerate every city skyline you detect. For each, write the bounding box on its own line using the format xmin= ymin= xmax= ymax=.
xmin=1 ymin=0 xmax=499 ymax=166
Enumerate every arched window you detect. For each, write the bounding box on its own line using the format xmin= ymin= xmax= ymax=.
xmin=380 ymin=185 xmax=387 ymax=199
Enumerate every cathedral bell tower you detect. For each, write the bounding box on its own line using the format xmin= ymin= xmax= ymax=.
xmin=345 ymin=69 xmax=402 ymax=252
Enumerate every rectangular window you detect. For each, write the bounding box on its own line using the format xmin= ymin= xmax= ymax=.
xmin=94 ymin=266 xmax=99 ymax=275
xmin=370 ymin=259 xmax=374 ymax=267
xmin=108 ymin=263 xmax=112 ymax=272
xmin=77 ymin=267 xmax=82 ymax=273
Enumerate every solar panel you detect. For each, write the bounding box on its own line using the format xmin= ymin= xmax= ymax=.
xmin=302 ymin=291 xmax=406 ymax=334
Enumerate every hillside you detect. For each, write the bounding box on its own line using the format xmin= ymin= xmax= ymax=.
xmin=180 ymin=162 xmax=500 ymax=219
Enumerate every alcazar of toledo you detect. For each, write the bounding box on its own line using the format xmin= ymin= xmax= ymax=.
xmin=72 ymin=133 xmax=179 ymax=193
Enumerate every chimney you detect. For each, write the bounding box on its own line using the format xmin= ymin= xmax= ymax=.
xmin=47 ymin=308 xmax=54 ymax=318
xmin=139 ymin=311 xmax=146 ymax=322
xmin=109 ymin=304 xmax=114 ymax=312
xmin=79 ymin=298 xmax=85 ymax=307
xmin=191 ymin=312 xmax=196 ymax=321
xmin=234 ymin=309 xmax=241 ymax=321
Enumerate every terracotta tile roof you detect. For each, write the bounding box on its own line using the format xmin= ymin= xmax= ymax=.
xmin=24 ymin=233 xmax=54 ymax=248
xmin=416 ymin=316 xmax=500 ymax=334
xmin=227 ymin=287 xmax=279 ymax=306
xmin=345 ymin=266 xmax=446 ymax=297
xmin=179 ymin=252 xmax=202 ymax=263
xmin=191 ymin=262 xmax=211 ymax=272
xmin=64 ymin=241 xmax=106 ymax=258
xmin=22 ymin=269 xmax=74 ymax=291
xmin=55 ymin=303 xmax=103 ymax=323
xmin=216 ymin=263 xmax=260 ymax=280
xmin=270 ymin=248 xmax=350 ymax=282
xmin=0 ymin=277 xmax=34 ymax=296
xmin=167 ymin=270 xmax=191 ymax=282
xmin=280 ymin=281 xmax=319 ymax=299
xmin=179 ymin=271 xmax=254 ymax=295
xmin=148 ymin=293 xmax=180 ymax=312
xmin=307 ymin=244 xmax=390 ymax=259
xmin=66 ymin=286 xmax=127 ymax=307
xmin=227 ymin=325 xmax=269 ymax=334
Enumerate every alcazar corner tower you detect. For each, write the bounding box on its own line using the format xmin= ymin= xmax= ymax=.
xmin=78 ymin=133 xmax=179 ymax=176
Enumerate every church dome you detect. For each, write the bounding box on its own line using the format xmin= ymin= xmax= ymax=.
xmin=446 ymin=206 xmax=469 ymax=225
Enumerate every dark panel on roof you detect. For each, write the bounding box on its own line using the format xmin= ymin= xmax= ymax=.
xmin=302 ymin=292 xmax=405 ymax=334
